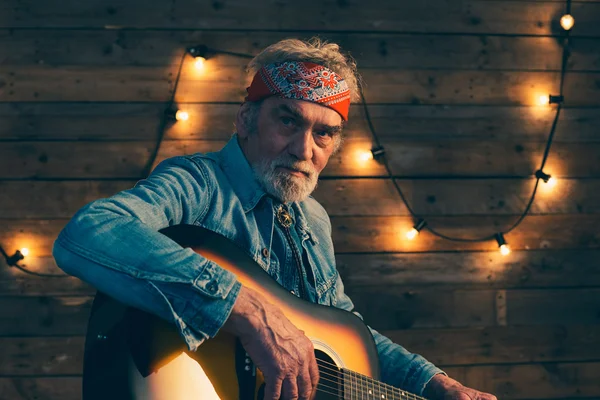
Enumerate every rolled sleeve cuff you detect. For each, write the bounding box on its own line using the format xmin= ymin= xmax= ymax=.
xmin=413 ymin=365 xmax=447 ymax=397
xmin=151 ymin=277 xmax=242 ymax=353
xmin=192 ymin=259 xmax=238 ymax=299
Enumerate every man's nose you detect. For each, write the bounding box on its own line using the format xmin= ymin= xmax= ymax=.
xmin=288 ymin=130 xmax=314 ymax=161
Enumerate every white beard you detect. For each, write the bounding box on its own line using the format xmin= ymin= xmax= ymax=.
xmin=252 ymin=154 xmax=318 ymax=203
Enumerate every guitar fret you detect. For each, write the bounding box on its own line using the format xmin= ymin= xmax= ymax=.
xmin=341 ymin=366 xmax=430 ymax=400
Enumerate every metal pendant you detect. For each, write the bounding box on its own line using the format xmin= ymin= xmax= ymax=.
xmin=276 ymin=205 xmax=293 ymax=228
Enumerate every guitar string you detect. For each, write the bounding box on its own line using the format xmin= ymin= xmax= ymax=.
xmin=304 ymin=367 xmax=399 ymax=400
xmin=314 ymin=359 xmax=421 ymax=400
xmin=315 ymin=364 xmax=417 ymax=400
xmin=314 ymin=376 xmax=410 ymax=400
xmin=254 ymin=362 xmax=412 ymax=400
xmin=315 ymin=359 xmax=422 ymax=400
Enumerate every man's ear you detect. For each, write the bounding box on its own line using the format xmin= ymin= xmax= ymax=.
xmin=236 ymin=102 xmax=251 ymax=139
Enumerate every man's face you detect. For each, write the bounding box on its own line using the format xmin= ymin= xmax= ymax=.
xmin=237 ymin=96 xmax=343 ymax=203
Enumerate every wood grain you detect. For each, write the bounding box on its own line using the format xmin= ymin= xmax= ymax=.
xmin=1 ymin=0 xmax=599 ymax=37
xmin=1 ymin=214 xmax=598 ymax=257
xmin=384 ymin=325 xmax=600 ymax=366
xmin=348 ymin=287 xmax=600 ymax=330
xmin=0 ymin=287 xmax=599 ymax=334
xmin=3 ymin=66 xmax=599 ymax=106
xmin=0 ymin=378 xmax=81 ymax=400
xmin=2 ymin=30 xmax=599 ymax=71
xmin=336 ymin=249 xmax=600 ymax=289
xmin=1 ymin=139 xmax=598 ymax=179
xmin=2 ymin=104 xmax=599 ymax=143
xmin=0 ymin=337 xmax=84 ymax=375
xmin=444 ymin=362 xmax=600 ymax=399
xmin=2 ymin=325 xmax=599 ymax=377
xmin=2 ymin=247 xmax=598 ymax=296
xmin=0 ymin=296 xmax=91 ymax=336
xmin=1 ymin=178 xmax=598 ymax=219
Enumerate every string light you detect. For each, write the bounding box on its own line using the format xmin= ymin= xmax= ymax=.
xmin=560 ymin=14 xmax=575 ymax=31
xmin=538 ymin=94 xmax=550 ymax=106
xmin=549 ymin=95 xmax=564 ymax=104
xmin=358 ymin=150 xmax=373 ymax=162
xmin=175 ymin=110 xmax=189 ymax=121
xmin=406 ymin=219 xmax=427 ymax=240
xmin=357 ymin=146 xmax=385 ymax=162
xmin=5 ymin=249 xmax=26 ymax=266
xmin=0 ymin=243 xmax=69 ymax=278
xmin=165 ymin=107 xmax=189 ymax=122
xmin=188 ymin=45 xmax=209 ymax=71
xmin=538 ymin=94 xmax=564 ymax=106
xmin=495 ymin=233 xmax=511 ymax=256
xmin=535 ymin=170 xmax=557 ymax=188
xmin=126 ymin=0 xmax=580 ymax=260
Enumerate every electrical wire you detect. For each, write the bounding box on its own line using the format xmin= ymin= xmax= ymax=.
xmin=142 ymin=49 xmax=189 ymax=178
xmin=359 ymin=3 xmax=572 ymax=243
xmin=0 ymin=245 xmax=70 ymax=278
xmin=2 ymin=8 xmax=576 ymax=276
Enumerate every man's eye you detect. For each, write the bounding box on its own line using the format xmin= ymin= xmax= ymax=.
xmin=280 ymin=117 xmax=295 ymax=126
xmin=316 ymin=131 xmax=332 ymax=138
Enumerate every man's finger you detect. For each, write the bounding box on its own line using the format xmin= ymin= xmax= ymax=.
xmin=263 ymin=375 xmax=284 ymax=400
xmin=281 ymin=374 xmax=300 ymax=400
xmin=308 ymin=351 xmax=320 ymax=399
xmin=297 ymin=363 xmax=313 ymax=400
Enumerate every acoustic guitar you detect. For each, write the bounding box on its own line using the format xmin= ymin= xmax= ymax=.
xmin=83 ymin=224 xmax=425 ymax=400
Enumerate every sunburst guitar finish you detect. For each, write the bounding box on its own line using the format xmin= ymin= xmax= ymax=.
xmin=83 ymin=225 xmax=420 ymax=400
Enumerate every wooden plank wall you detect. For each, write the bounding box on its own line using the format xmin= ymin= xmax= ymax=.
xmin=1 ymin=0 xmax=600 ymax=398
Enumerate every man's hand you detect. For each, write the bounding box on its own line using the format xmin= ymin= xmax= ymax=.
xmin=423 ymin=374 xmax=497 ymax=400
xmin=222 ymin=285 xmax=319 ymax=400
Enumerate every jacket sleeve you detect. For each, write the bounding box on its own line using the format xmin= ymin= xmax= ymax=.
xmin=52 ymin=155 xmax=241 ymax=351
xmin=331 ymin=272 xmax=446 ymax=395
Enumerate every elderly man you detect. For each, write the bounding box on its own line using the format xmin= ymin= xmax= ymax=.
xmin=53 ymin=38 xmax=497 ymax=400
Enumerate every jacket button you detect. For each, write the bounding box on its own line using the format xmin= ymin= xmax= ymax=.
xmin=262 ymin=248 xmax=269 ymax=258
xmin=207 ymin=282 xmax=218 ymax=293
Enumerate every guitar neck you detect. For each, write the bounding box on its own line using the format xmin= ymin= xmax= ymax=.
xmin=341 ymin=368 xmax=427 ymax=400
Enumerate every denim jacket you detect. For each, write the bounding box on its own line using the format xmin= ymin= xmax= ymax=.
xmin=52 ymin=134 xmax=444 ymax=395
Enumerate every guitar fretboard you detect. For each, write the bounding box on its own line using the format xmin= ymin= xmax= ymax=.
xmin=316 ymin=358 xmax=427 ymax=400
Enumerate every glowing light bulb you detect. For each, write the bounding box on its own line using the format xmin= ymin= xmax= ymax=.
xmin=175 ymin=110 xmax=189 ymax=121
xmin=500 ymin=244 xmax=511 ymax=256
xmin=194 ymin=56 xmax=206 ymax=70
xmin=358 ymin=150 xmax=374 ymax=162
xmin=20 ymin=248 xmax=29 ymax=257
xmin=405 ymin=219 xmax=427 ymax=240
xmin=560 ymin=14 xmax=575 ymax=31
xmin=545 ymin=177 xmax=557 ymax=188
xmin=538 ymin=94 xmax=549 ymax=106
xmin=406 ymin=228 xmax=419 ymax=240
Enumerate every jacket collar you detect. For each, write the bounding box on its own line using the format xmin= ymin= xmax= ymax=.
xmin=217 ymin=135 xmax=319 ymax=244
xmin=218 ymin=135 xmax=267 ymax=213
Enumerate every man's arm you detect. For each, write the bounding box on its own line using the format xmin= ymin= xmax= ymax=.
xmin=52 ymin=155 xmax=240 ymax=351
xmin=331 ymin=272 xmax=445 ymax=396
xmin=331 ymin=272 xmax=498 ymax=399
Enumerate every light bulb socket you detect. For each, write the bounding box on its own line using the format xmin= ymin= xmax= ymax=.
xmin=187 ymin=45 xmax=210 ymax=59
xmin=549 ymin=95 xmax=564 ymax=104
xmin=371 ymin=146 xmax=385 ymax=158
xmin=495 ymin=233 xmax=507 ymax=247
xmin=164 ymin=107 xmax=179 ymax=121
xmin=535 ymin=170 xmax=551 ymax=183
xmin=6 ymin=250 xmax=24 ymax=267
xmin=413 ymin=219 xmax=427 ymax=232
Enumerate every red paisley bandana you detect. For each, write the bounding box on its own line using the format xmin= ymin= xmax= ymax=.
xmin=245 ymin=61 xmax=351 ymax=121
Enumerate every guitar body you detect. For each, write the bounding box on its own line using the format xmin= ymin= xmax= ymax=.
xmin=83 ymin=225 xmax=380 ymax=399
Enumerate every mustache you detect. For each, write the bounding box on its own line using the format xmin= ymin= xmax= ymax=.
xmin=272 ymin=159 xmax=315 ymax=175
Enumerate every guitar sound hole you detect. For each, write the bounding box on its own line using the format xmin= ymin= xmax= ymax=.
xmin=315 ymin=349 xmax=341 ymax=399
